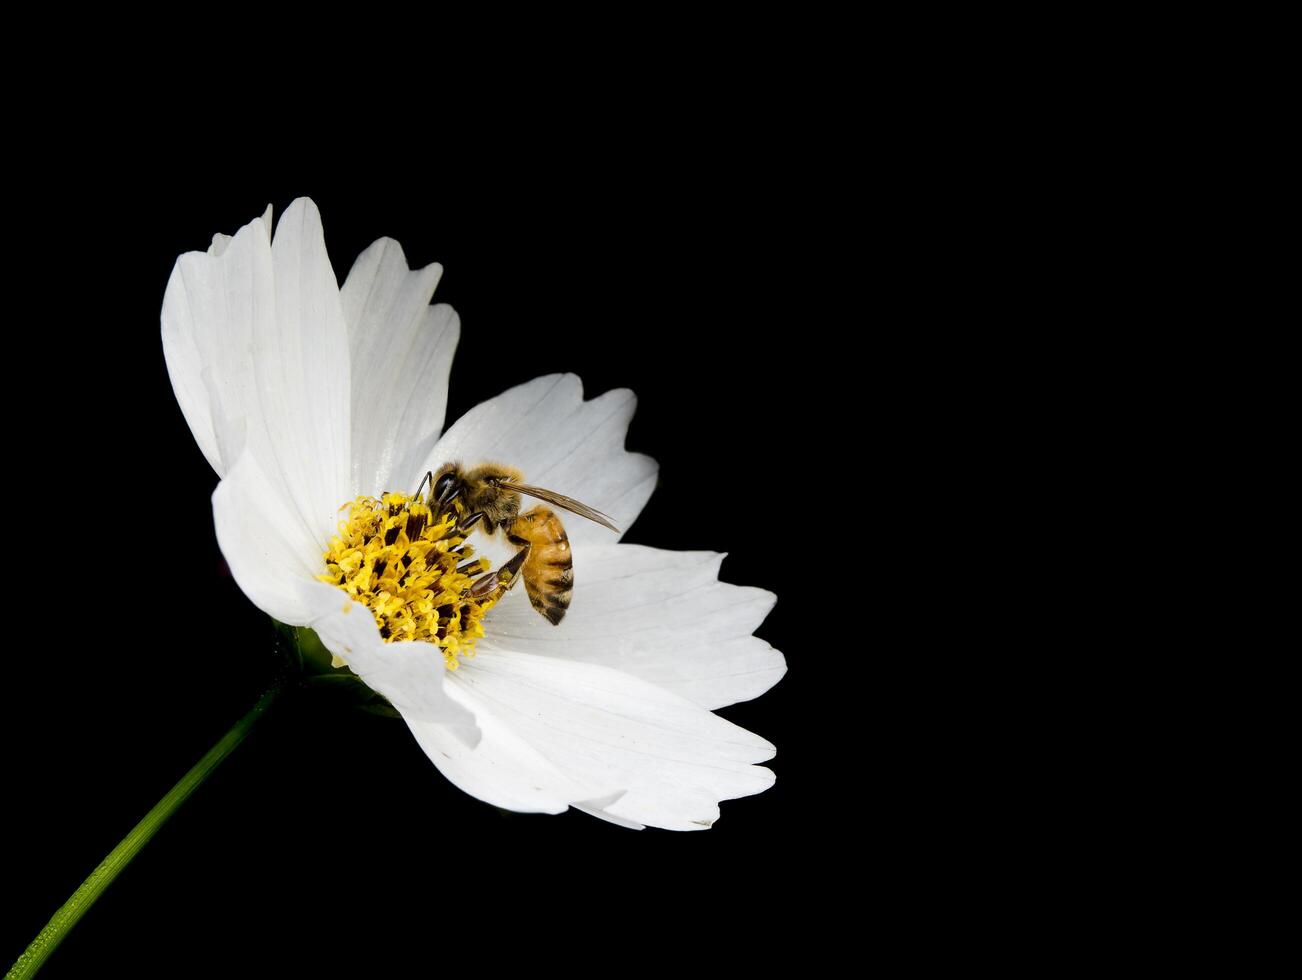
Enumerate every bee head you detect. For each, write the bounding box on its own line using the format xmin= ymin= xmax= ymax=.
xmin=431 ymin=463 xmax=464 ymax=505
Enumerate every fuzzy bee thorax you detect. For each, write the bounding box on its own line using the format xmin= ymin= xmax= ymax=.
xmin=460 ymin=463 xmax=524 ymax=530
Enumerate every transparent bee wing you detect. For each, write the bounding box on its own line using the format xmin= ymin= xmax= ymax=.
xmin=499 ymin=482 xmax=621 ymax=533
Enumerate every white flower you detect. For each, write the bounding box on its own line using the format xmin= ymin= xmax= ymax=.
xmin=161 ymin=197 xmax=785 ymax=830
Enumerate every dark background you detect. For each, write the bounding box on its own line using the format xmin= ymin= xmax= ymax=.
xmin=3 ymin=166 xmax=858 ymax=974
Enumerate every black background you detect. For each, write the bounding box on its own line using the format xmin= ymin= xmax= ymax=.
xmin=3 ymin=164 xmax=858 ymax=975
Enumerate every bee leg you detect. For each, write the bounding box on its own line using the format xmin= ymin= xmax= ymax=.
xmin=458 ymin=511 xmax=486 ymax=534
xmin=468 ymin=547 xmax=529 ymax=601
xmin=497 ymin=547 xmax=528 ymax=590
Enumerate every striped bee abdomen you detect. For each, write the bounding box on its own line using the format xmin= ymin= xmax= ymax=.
xmin=508 ymin=505 xmax=574 ymax=625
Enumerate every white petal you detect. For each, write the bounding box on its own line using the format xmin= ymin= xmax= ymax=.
xmin=258 ymin=198 xmax=353 ymax=545
xmin=208 ymin=205 xmax=269 ymax=258
xmin=162 ymin=205 xmax=276 ymax=477
xmin=403 ymin=691 xmax=608 ymax=814
xmin=573 ymin=794 xmax=646 ymax=830
xmin=211 ymin=452 xmax=320 ymax=625
xmin=427 ymin=374 xmax=657 ymax=545
xmin=446 ymin=649 xmax=776 ymax=831
xmin=339 ymin=237 xmax=459 ymax=496
xmin=163 ymin=199 xmax=352 ymax=551
xmin=483 ymin=544 xmax=785 ymax=709
xmin=300 ymin=581 xmax=479 ymax=745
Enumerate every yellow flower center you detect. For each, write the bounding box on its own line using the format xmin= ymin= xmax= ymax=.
xmin=318 ymin=492 xmax=495 ymax=669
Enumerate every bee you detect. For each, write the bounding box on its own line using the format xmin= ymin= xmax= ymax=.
xmin=418 ymin=463 xmax=618 ymax=625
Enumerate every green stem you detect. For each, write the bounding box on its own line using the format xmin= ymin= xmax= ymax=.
xmin=6 ymin=682 xmax=284 ymax=979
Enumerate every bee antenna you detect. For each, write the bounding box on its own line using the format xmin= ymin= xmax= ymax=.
xmin=414 ymin=470 xmax=433 ymax=501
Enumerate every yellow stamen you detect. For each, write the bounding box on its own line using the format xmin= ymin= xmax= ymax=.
xmin=318 ymin=492 xmax=495 ymax=669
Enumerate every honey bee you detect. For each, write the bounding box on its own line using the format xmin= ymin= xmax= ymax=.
xmin=419 ymin=463 xmax=618 ymax=625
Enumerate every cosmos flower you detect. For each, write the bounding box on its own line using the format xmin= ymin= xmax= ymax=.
xmin=161 ymin=198 xmax=785 ymax=830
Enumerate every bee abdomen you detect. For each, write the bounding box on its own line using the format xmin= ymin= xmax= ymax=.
xmin=532 ymin=588 xmax=572 ymax=625
xmin=511 ymin=506 xmax=575 ymax=626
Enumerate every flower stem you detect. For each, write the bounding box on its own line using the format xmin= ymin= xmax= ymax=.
xmin=5 ymin=681 xmax=284 ymax=979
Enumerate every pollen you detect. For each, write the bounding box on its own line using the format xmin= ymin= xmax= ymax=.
xmin=318 ymin=492 xmax=495 ymax=670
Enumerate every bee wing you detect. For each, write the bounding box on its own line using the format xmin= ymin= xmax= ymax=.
xmin=500 ymin=482 xmax=621 ymax=533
